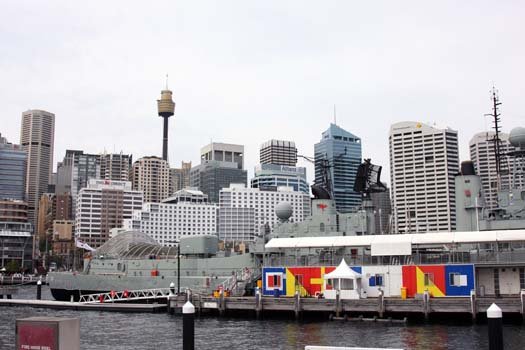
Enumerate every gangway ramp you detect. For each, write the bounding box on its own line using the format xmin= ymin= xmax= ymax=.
xmin=79 ymin=287 xmax=173 ymax=304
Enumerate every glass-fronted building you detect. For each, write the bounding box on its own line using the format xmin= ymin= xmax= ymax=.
xmin=250 ymin=164 xmax=309 ymax=194
xmin=314 ymin=123 xmax=362 ymax=213
xmin=0 ymin=135 xmax=27 ymax=201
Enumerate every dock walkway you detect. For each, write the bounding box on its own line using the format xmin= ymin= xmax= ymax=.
xmin=0 ymin=299 xmax=166 ymax=313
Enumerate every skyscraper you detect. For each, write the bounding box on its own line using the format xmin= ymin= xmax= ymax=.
xmin=131 ymin=156 xmax=170 ymax=203
xmin=0 ymin=134 xmax=27 ymax=201
xmin=170 ymin=161 xmax=192 ymax=193
xmin=469 ymin=131 xmax=521 ymax=210
xmin=190 ymin=143 xmax=247 ymax=203
xmin=389 ymin=121 xmax=459 ymax=233
xmin=314 ymin=123 xmax=362 ymax=213
xmin=260 ymin=139 xmax=297 ymax=166
xmin=99 ymin=152 xmax=132 ymax=181
xmin=250 ymin=164 xmax=309 ymax=194
xmin=20 ymin=109 xmax=55 ymax=227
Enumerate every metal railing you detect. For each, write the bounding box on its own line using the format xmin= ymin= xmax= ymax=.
xmin=78 ymin=287 xmax=173 ymax=304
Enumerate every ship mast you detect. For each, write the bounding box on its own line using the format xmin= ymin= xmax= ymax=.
xmin=484 ymin=87 xmax=507 ymax=189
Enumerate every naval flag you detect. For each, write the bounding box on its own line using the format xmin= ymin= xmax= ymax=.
xmin=75 ymin=238 xmax=95 ymax=252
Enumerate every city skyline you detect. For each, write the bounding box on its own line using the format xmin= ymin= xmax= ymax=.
xmin=1 ymin=2 xmax=524 ymax=187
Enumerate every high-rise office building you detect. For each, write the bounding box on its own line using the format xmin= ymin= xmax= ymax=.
xmin=56 ymin=150 xmax=101 ymax=217
xmin=99 ymin=153 xmax=132 ymax=181
xmin=0 ymin=134 xmax=27 ymax=201
xmin=190 ymin=143 xmax=247 ymax=203
xmin=260 ymin=139 xmax=297 ymax=166
xmin=131 ymin=156 xmax=170 ymax=203
xmin=20 ymin=110 xmax=55 ymax=226
xmin=218 ymin=184 xmax=310 ymax=242
xmin=314 ymin=124 xmax=362 ymax=213
xmin=75 ymin=179 xmax=143 ymax=248
xmin=389 ymin=122 xmax=459 ymax=233
xmin=123 ymin=188 xmax=218 ymax=246
xmin=370 ymin=183 xmax=392 ymax=234
xmin=250 ymin=164 xmax=309 ymax=194
xmin=170 ymin=161 xmax=192 ymax=193
xmin=469 ymin=131 xmax=522 ymax=210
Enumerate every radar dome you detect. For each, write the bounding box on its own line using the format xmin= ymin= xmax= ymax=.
xmin=275 ymin=202 xmax=293 ymax=221
xmin=509 ymin=127 xmax=525 ymax=148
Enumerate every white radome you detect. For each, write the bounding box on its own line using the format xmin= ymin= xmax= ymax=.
xmin=509 ymin=127 xmax=525 ymax=148
xmin=275 ymin=202 xmax=293 ymax=221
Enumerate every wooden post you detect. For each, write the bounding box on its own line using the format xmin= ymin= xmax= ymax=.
xmin=520 ymin=290 xmax=525 ymax=319
xmin=423 ymin=290 xmax=430 ymax=321
xmin=294 ymin=291 xmax=301 ymax=320
xmin=255 ymin=289 xmax=262 ymax=319
xmin=470 ymin=289 xmax=477 ymax=322
xmin=36 ymin=279 xmax=42 ymax=300
xmin=378 ymin=289 xmax=384 ymax=318
xmin=335 ymin=289 xmax=341 ymax=318
xmin=219 ymin=289 xmax=225 ymax=317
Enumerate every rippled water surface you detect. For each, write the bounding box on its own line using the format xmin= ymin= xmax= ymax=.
xmin=1 ymin=286 xmax=524 ymax=349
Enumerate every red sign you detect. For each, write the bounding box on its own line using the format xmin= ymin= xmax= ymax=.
xmin=17 ymin=322 xmax=57 ymax=350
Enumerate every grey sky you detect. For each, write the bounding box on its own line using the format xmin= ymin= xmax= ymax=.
xmin=1 ymin=1 xmax=524 ymax=186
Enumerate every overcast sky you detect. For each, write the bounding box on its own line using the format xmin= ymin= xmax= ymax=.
xmin=1 ymin=1 xmax=524 ymax=186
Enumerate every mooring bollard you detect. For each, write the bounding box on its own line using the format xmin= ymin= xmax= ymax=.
xmin=487 ymin=303 xmax=503 ymax=350
xmin=182 ymin=301 xmax=195 ymax=350
xmin=36 ymin=278 xmax=42 ymax=300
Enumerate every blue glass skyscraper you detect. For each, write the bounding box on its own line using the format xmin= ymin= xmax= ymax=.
xmin=314 ymin=123 xmax=362 ymax=213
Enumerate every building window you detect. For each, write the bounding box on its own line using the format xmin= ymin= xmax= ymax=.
xmin=423 ymin=273 xmax=434 ymax=286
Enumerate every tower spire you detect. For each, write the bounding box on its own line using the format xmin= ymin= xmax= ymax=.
xmin=157 ymin=79 xmax=175 ymax=162
xmin=333 ymin=104 xmax=337 ymax=125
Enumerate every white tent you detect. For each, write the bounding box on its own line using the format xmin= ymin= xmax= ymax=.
xmin=323 ymin=259 xmax=362 ymax=300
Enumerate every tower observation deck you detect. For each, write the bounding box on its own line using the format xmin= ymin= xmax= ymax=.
xmin=157 ymin=88 xmax=175 ymax=161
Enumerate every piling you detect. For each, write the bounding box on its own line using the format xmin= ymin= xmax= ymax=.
xmin=182 ymin=301 xmax=195 ymax=350
xmin=36 ymin=279 xmax=42 ymax=300
xmin=335 ymin=290 xmax=341 ymax=318
xmin=423 ymin=290 xmax=430 ymax=321
xmin=378 ymin=289 xmax=385 ymax=318
xmin=255 ymin=289 xmax=262 ymax=319
xmin=520 ymin=290 xmax=525 ymax=321
xmin=487 ymin=303 xmax=503 ymax=350
xmin=294 ymin=291 xmax=301 ymax=320
xmin=470 ymin=289 xmax=477 ymax=321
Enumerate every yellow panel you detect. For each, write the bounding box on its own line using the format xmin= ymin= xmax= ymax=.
xmin=416 ymin=267 xmax=444 ymax=297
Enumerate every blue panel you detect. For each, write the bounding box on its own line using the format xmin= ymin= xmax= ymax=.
xmin=351 ymin=266 xmax=362 ymax=274
xmin=262 ymin=267 xmax=286 ymax=296
xmin=444 ymin=264 xmax=475 ymax=296
xmin=369 ymin=277 xmax=376 ymax=287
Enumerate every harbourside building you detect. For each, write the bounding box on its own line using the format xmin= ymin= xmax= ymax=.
xmin=20 ymin=109 xmax=55 ymax=227
xmin=314 ymin=123 xmax=362 ymax=213
xmin=190 ymin=143 xmax=247 ymax=203
xmin=131 ymin=156 xmax=170 ymax=203
xmin=469 ymin=131 xmax=522 ymax=210
xmin=123 ymin=188 xmax=218 ymax=246
xmin=0 ymin=199 xmax=33 ymax=270
xmin=218 ymin=184 xmax=310 ymax=242
xmin=389 ymin=121 xmax=459 ymax=233
xmin=0 ymin=134 xmax=27 ymax=201
xmin=260 ymin=139 xmax=298 ymax=166
xmin=75 ymin=179 xmax=143 ymax=248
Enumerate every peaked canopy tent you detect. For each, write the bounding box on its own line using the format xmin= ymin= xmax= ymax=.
xmin=323 ymin=259 xmax=362 ymax=300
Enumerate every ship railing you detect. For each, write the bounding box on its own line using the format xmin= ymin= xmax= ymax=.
xmin=78 ymin=287 xmax=173 ymax=304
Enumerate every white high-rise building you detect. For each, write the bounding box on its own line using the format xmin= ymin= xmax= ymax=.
xmin=389 ymin=122 xmax=459 ymax=233
xmin=75 ymin=179 xmax=143 ymax=248
xmin=124 ymin=188 xmax=218 ymax=246
xmin=469 ymin=131 xmax=521 ymax=210
xmin=218 ymin=184 xmax=310 ymax=242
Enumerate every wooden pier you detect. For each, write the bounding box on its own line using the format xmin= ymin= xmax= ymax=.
xmin=0 ymin=298 xmax=166 ymax=313
xmin=170 ymin=293 xmax=525 ymax=321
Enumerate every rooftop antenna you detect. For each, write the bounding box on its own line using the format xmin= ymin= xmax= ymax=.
xmin=165 ymin=74 xmax=169 ymax=89
xmin=333 ymin=104 xmax=337 ymax=125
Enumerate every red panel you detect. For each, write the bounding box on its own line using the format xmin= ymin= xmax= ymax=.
xmin=402 ymin=265 xmax=417 ymax=297
xmin=418 ymin=265 xmax=446 ymax=293
xmin=288 ymin=267 xmax=336 ymax=296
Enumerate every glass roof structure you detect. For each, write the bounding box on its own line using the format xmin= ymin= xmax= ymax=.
xmin=95 ymin=231 xmax=178 ymax=259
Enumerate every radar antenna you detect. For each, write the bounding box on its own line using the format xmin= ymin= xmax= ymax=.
xmin=353 ymin=158 xmax=387 ymax=199
xmin=298 ymin=148 xmax=347 ymax=199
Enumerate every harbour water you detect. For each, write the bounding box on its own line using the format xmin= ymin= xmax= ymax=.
xmin=1 ymin=286 xmax=524 ymax=349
